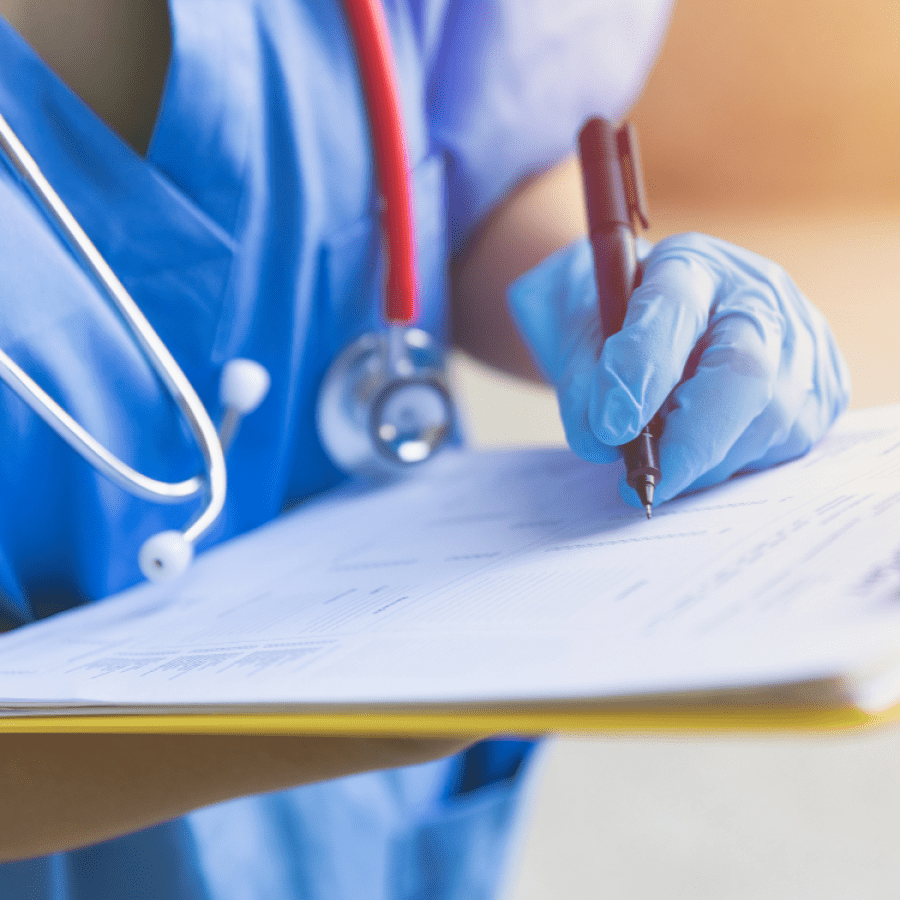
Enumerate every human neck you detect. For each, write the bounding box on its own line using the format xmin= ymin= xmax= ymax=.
xmin=0 ymin=0 xmax=170 ymax=155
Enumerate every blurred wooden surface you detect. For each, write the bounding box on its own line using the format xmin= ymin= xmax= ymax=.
xmin=630 ymin=0 xmax=900 ymax=211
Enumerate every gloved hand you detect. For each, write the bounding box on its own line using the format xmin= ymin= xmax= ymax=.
xmin=507 ymin=232 xmax=851 ymax=506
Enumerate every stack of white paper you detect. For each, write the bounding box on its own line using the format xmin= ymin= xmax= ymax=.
xmin=4 ymin=406 xmax=900 ymax=723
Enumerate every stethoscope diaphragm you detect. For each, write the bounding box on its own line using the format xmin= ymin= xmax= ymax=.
xmin=317 ymin=326 xmax=453 ymax=478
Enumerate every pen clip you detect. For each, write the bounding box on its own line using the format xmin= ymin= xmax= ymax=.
xmin=615 ymin=122 xmax=650 ymax=232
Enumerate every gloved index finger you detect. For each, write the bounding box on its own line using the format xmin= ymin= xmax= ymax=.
xmin=587 ymin=244 xmax=719 ymax=446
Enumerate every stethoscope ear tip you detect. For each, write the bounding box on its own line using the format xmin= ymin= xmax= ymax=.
xmin=220 ymin=359 xmax=271 ymax=415
xmin=138 ymin=530 xmax=195 ymax=583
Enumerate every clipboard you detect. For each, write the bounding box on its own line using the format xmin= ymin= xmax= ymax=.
xmin=5 ymin=407 xmax=900 ymax=737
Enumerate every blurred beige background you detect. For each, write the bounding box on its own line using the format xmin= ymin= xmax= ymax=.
xmin=449 ymin=0 xmax=900 ymax=896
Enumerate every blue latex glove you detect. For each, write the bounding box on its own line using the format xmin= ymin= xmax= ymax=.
xmin=507 ymin=232 xmax=851 ymax=506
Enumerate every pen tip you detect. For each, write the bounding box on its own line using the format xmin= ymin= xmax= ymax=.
xmin=635 ymin=479 xmax=655 ymax=520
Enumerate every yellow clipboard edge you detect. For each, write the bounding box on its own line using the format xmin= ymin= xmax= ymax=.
xmin=4 ymin=700 xmax=900 ymax=736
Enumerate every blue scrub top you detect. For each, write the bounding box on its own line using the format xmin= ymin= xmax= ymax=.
xmin=0 ymin=0 xmax=671 ymax=896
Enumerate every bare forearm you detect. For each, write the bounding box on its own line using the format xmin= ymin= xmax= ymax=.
xmin=0 ymin=734 xmax=470 ymax=862
xmin=450 ymin=155 xmax=588 ymax=381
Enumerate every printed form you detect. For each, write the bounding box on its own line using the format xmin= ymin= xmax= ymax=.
xmin=4 ymin=406 xmax=900 ymax=714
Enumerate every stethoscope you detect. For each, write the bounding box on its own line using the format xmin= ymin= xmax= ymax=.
xmin=0 ymin=0 xmax=454 ymax=583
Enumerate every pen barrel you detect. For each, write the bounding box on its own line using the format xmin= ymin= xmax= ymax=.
xmin=588 ymin=226 xmax=638 ymax=338
xmin=578 ymin=118 xmax=639 ymax=339
xmin=578 ymin=118 xmax=631 ymax=229
xmin=623 ymin=418 xmax=662 ymax=490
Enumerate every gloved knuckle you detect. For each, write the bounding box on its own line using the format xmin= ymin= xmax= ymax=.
xmin=764 ymin=397 xmax=796 ymax=446
xmin=684 ymin=291 xmax=713 ymax=338
xmin=653 ymin=232 xmax=709 ymax=257
xmin=754 ymin=253 xmax=792 ymax=289
xmin=729 ymin=347 xmax=779 ymax=391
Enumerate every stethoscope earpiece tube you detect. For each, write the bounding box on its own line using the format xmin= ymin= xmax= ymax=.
xmin=0 ymin=110 xmax=272 ymax=582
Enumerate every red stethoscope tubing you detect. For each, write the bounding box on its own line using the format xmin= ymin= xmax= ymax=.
xmin=341 ymin=0 xmax=418 ymax=325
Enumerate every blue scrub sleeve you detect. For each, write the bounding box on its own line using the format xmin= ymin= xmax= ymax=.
xmin=425 ymin=0 xmax=673 ymax=250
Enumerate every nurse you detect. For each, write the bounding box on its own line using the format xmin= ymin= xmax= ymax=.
xmin=0 ymin=0 xmax=849 ymax=898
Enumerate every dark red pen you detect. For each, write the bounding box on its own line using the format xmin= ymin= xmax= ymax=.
xmin=578 ymin=117 xmax=661 ymax=518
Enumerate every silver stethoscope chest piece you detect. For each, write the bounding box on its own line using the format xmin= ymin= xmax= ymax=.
xmin=317 ymin=325 xmax=453 ymax=477
xmin=0 ymin=0 xmax=452 ymax=583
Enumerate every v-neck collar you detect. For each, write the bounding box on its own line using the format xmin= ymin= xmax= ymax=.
xmin=0 ymin=0 xmax=258 ymax=247
xmin=0 ymin=4 xmax=264 ymax=373
xmin=147 ymin=0 xmax=258 ymax=235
